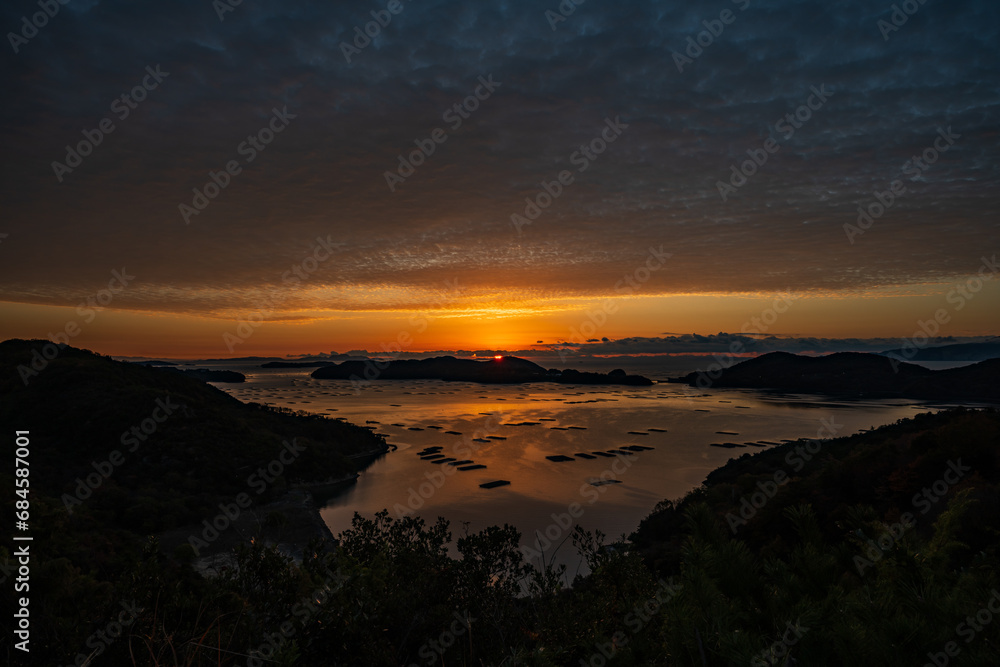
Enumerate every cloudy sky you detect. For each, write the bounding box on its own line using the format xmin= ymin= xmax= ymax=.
xmin=1 ymin=0 xmax=997 ymax=356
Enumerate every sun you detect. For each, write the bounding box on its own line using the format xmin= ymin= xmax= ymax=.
xmin=493 ymin=355 xmax=503 ymax=360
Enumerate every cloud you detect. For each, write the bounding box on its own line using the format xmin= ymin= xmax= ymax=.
xmin=1 ymin=0 xmax=997 ymax=317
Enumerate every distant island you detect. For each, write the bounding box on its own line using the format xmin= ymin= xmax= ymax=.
xmin=879 ymin=340 xmax=1000 ymax=362
xmin=673 ymin=351 xmax=1000 ymax=401
xmin=166 ymin=367 xmax=247 ymax=383
xmin=260 ymin=360 xmax=337 ymax=368
xmin=311 ymin=355 xmax=653 ymax=385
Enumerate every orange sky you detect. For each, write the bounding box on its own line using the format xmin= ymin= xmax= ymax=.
xmin=2 ymin=279 xmax=997 ymax=358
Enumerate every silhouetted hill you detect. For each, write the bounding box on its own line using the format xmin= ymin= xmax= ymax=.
xmin=0 ymin=338 xmax=386 ymax=531
xmin=632 ymin=407 xmax=1000 ymax=592
xmin=673 ymin=351 xmax=1000 ymax=401
xmin=311 ymin=355 xmax=653 ymax=385
xmin=880 ymin=340 xmax=1000 ymax=362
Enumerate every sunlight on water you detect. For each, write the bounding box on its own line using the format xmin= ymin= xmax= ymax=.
xmin=219 ymin=368 xmax=941 ymax=577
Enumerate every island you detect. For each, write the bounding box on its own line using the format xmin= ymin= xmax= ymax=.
xmin=672 ymin=350 xmax=1000 ymax=401
xmin=260 ymin=360 xmax=340 ymax=368
xmin=309 ymin=355 xmax=653 ymax=385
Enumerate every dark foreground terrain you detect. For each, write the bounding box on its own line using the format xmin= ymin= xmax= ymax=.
xmin=2 ymin=340 xmax=999 ymax=665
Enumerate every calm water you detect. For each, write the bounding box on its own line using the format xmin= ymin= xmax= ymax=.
xmin=214 ymin=364 xmax=950 ymax=577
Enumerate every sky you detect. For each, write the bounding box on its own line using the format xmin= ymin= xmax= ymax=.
xmin=1 ymin=0 xmax=998 ymax=358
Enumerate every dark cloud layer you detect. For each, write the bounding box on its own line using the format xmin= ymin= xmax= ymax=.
xmin=1 ymin=0 xmax=998 ymax=314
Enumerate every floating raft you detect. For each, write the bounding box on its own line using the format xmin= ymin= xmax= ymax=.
xmin=479 ymin=480 xmax=510 ymax=489
xmin=546 ymin=455 xmax=575 ymax=462
xmin=623 ymin=445 xmax=653 ymax=452
xmin=458 ymin=464 xmax=486 ymax=471
xmin=430 ymin=457 xmax=457 ymax=465
xmin=716 ymin=431 xmax=739 ymax=435
xmin=607 ymin=449 xmax=634 ymax=456
xmin=590 ymin=451 xmax=616 ymax=458
xmin=427 ymin=425 xmax=443 ymax=429
xmin=567 ymin=426 xmax=588 ymax=430
xmin=447 ymin=459 xmax=474 ymax=466
xmin=445 ymin=431 xmax=462 ymax=435
xmin=550 ymin=426 xmax=569 ymax=430
xmin=408 ymin=427 xmax=424 ymax=431
xmin=574 ymin=453 xmax=597 ymax=459
xmin=486 ymin=436 xmax=507 ymax=440
xmin=627 ymin=431 xmax=648 ymax=435
xmin=647 ymin=428 xmax=668 ymax=432
xmin=473 ymin=438 xmax=491 ymax=443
